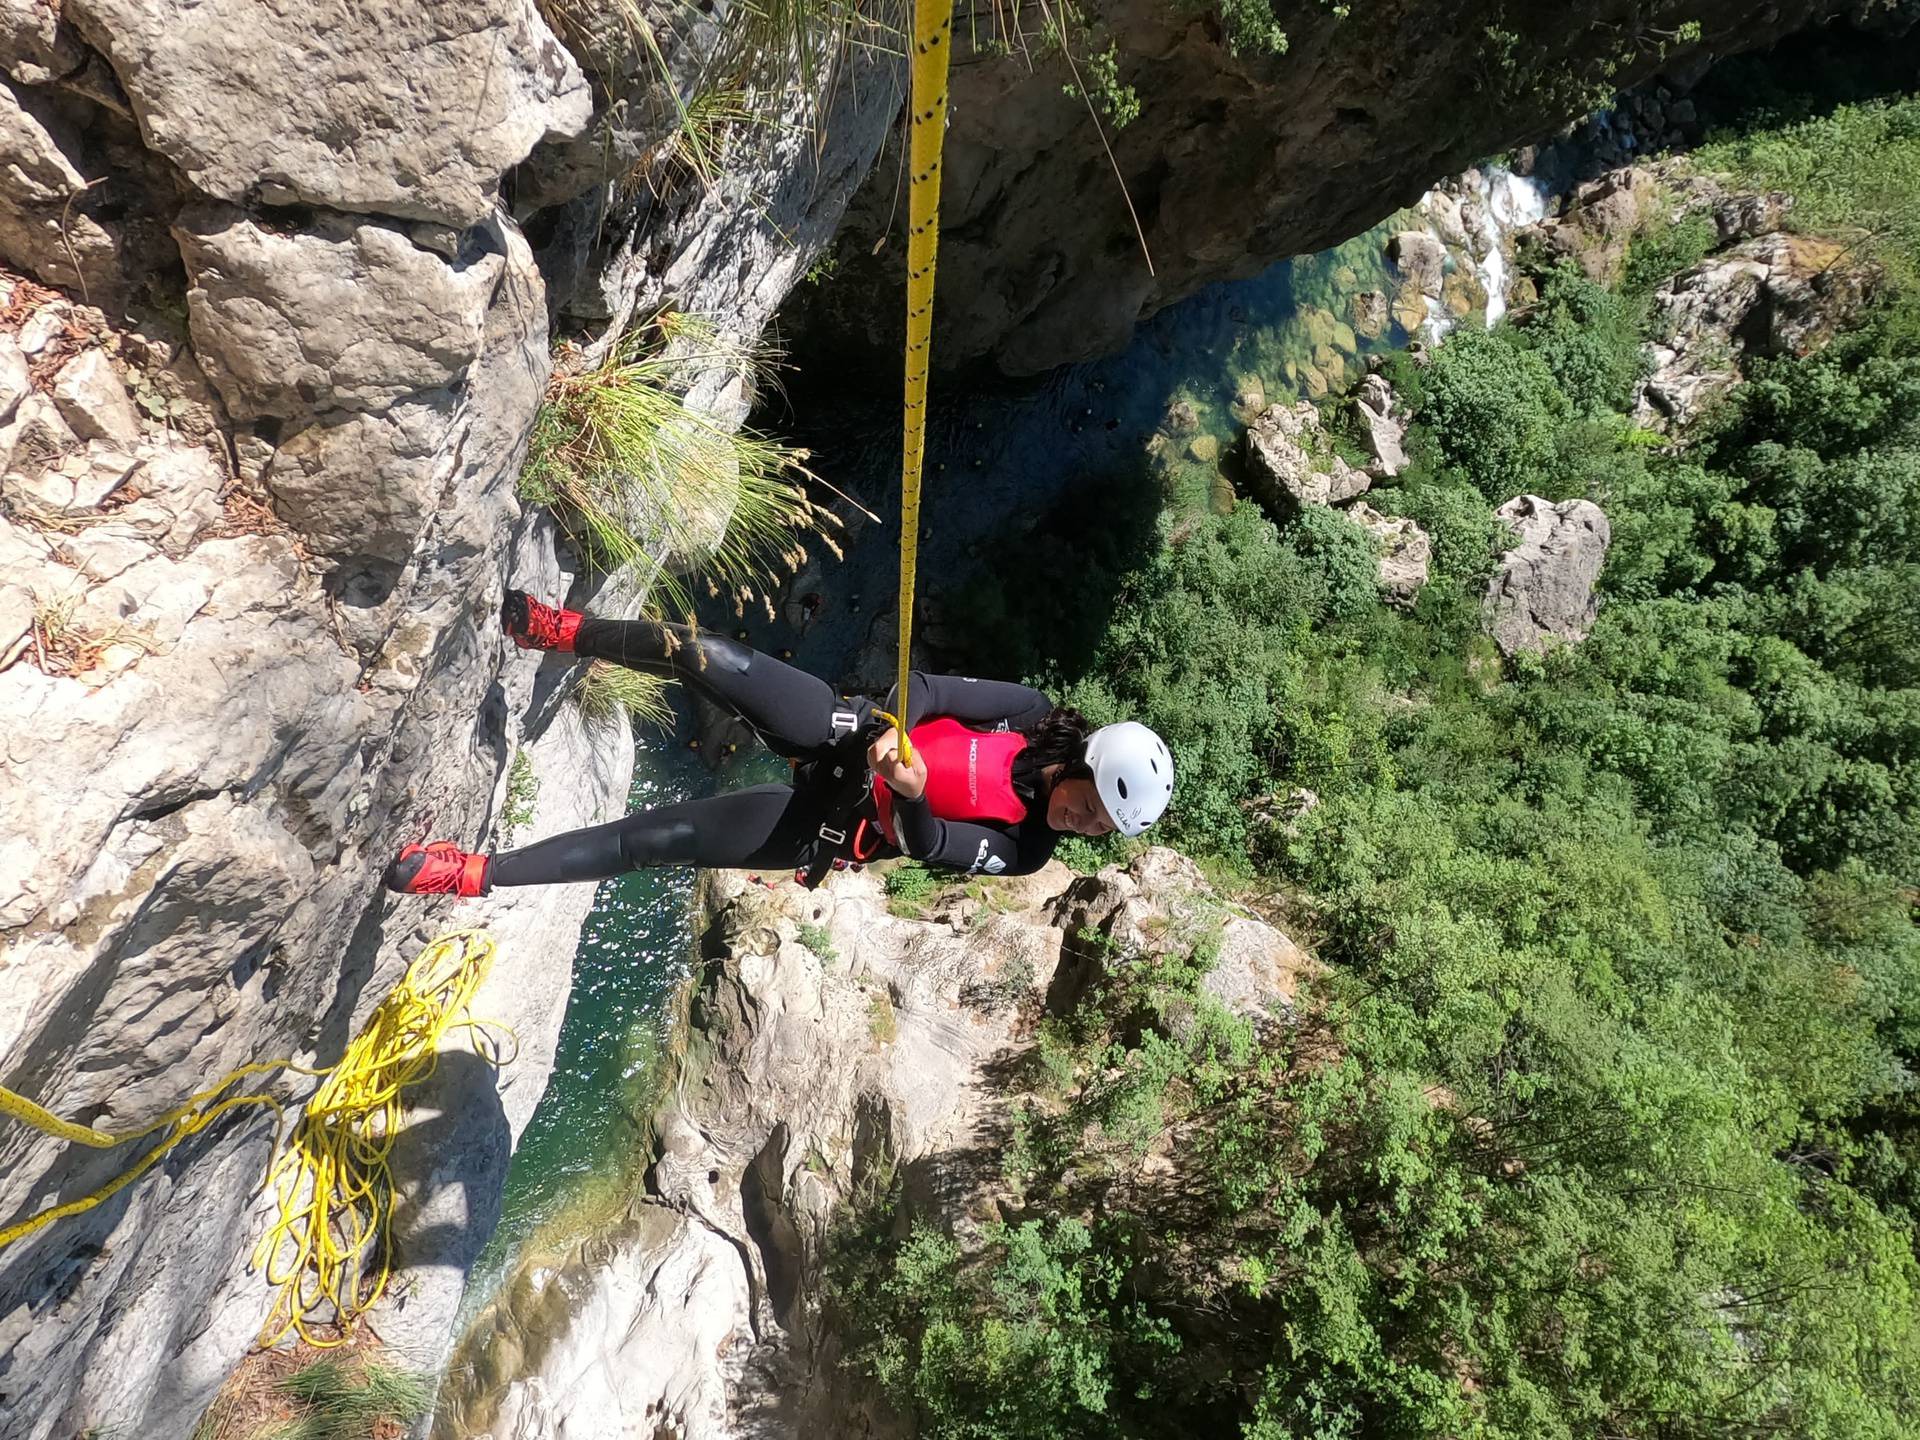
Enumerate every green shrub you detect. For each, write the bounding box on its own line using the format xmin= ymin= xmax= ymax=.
xmin=1696 ymin=95 xmax=1920 ymax=284
xmin=1520 ymin=263 xmax=1646 ymax=413
xmin=1621 ymin=210 xmax=1718 ymax=295
xmin=797 ymin=920 xmax=838 ymax=962
xmin=884 ymin=860 xmax=943 ymax=917
xmin=1417 ymin=326 xmax=1572 ymax=496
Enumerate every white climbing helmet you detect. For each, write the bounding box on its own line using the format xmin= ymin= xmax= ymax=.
xmin=1084 ymin=721 xmax=1175 ymax=837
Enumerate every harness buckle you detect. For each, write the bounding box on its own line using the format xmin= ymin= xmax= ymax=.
xmin=817 ymin=824 xmax=847 ymax=846
xmin=830 ymin=708 xmax=860 ymax=737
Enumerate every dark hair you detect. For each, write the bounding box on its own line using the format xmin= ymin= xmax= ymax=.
xmin=1016 ymin=706 xmax=1094 ymax=795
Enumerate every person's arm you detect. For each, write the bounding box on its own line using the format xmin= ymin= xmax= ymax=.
xmin=888 ymin=672 xmax=1052 ymax=731
xmin=891 ymin=804 xmax=1057 ymax=875
xmin=868 ymin=728 xmax=1056 ymax=876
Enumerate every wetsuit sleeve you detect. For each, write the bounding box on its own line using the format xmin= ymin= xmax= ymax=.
xmin=890 ymin=672 xmax=1053 ymax=731
xmin=891 ymin=802 xmax=1059 ymax=876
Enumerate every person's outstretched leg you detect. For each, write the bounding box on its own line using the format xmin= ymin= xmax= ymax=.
xmin=384 ymin=783 xmax=822 ymax=894
xmin=503 ymin=590 xmax=850 ymax=760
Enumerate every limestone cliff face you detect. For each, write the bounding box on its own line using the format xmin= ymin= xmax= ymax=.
xmin=789 ymin=0 xmax=1860 ymax=376
xmin=443 ymin=851 xmax=1310 ymax=1439
xmin=0 ymin=5 xmax=893 ymax=1437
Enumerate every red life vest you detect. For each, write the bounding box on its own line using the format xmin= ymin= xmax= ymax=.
xmin=872 ymin=715 xmax=1030 ymax=846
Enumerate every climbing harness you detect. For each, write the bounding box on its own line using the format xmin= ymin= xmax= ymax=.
xmin=796 ymin=701 xmax=893 ymax=890
xmin=0 ymin=928 xmax=510 ymax=1349
xmin=892 ymin=0 xmax=956 ymax=768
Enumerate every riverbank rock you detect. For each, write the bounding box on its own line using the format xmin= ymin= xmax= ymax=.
xmin=1245 ymin=400 xmax=1369 ymax=512
xmin=1637 ymin=230 xmax=1876 ymax=428
xmin=1388 ymin=231 xmax=1447 ymax=298
xmin=1348 ymin=500 xmax=1431 ymax=607
xmin=1354 ymin=374 xmax=1408 ymax=479
xmin=1534 ymin=166 xmax=1665 ymax=282
xmin=1351 ymin=289 xmax=1389 ymax=341
xmin=1484 ymin=495 xmax=1611 ymax=656
xmin=441 ymin=850 xmax=1314 ymax=1438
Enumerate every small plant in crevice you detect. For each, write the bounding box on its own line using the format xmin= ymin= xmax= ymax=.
xmin=540 ymin=0 xmax=895 ymax=199
xmin=21 ymin=584 xmax=153 ymax=678
xmin=501 ymin=749 xmax=539 ymax=846
xmin=866 ymin=987 xmax=897 ymax=1045
xmin=797 ymin=919 xmax=838 ymax=962
xmin=882 ymin=859 xmax=942 ymax=917
xmin=572 ymin=659 xmax=676 ymax=733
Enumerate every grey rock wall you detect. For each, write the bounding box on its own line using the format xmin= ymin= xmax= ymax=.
xmin=0 ymin=3 xmax=896 ymax=1437
xmin=789 ymin=0 xmax=1858 ymax=376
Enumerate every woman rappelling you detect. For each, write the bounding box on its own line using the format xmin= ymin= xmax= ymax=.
xmin=383 ymin=590 xmax=1174 ymax=896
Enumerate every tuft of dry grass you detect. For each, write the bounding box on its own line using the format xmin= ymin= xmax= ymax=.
xmin=518 ymin=312 xmax=839 ymax=617
xmin=191 ymin=1336 xmax=430 ymax=1440
xmin=26 ymin=584 xmax=153 ymax=678
xmin=574 ymin=659 xmax=677 ymax=733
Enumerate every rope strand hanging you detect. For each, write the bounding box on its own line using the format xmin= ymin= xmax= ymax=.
xmin=892 ymin=0 xmax=957 ymax=766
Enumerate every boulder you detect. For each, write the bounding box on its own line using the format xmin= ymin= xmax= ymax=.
xmin=1442 ymin=265 xmax=1487 ymax=319
xmin=1231 ymin=374 xmax=1267 ymax=422
xmin=1161 ymin=398 xmax=1200 ymax=434
xmin=64 ymin=0 xmax=592 ymax=226
xmin=1351 ymin=289 xmax=1389 ymax=341
xmin=1484 ymin=495 xmax=1611 ymax=655
xmin=1392 ymin=281 xmax=1431 ymax=334
xmin=1353 ymin=374 xmax=1409 ymax=478
xmin=1714 ymin=190 xmax=1794 ymax=242
xmin=1347 ymin=500 xmax=1431 ymax=607
xmin=1422 ymin=189 xmax=1469 ymax=248
xmin=1387 ymin=230 xmax=1447 ymax=297
xmin=174 ymin=205 xmax=506 ymax=422
xmin=1758 ymin=231 xmax=1877 ymax=356
xmin=0 ymin=0 xmax=85 ymax=84
xmin=1635 ymin=230 xmax=1875 ymax=429
xmin=51 ymin=349 xmax=143 ymax=447
xmin=1244 ymin=400 xmax=1370 ymax=511
xmin=0 ymin=75 xmax=121 ymax=302
xmin=1535 ymin=166 xmax=1663 ymax=282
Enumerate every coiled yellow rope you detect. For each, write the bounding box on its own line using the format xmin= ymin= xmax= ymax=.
xmin=0 ymin=928 xmax=509 ymax=1350
xmin=893 ymin=0 xmax=956 ymax=767
xmin=253 ymin=928 xmax=510 ymax=1348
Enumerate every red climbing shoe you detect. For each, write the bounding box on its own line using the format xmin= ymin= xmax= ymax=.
xmin=384 ymin=841 xmax=491 ymax=897
xmin=502 ymin=588 xmax=582 ymax=653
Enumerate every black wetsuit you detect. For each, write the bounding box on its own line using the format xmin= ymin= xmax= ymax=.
xmin=488 ymin=617 xmax=1063 ymax=888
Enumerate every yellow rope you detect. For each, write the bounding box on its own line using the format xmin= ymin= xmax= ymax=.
xmin=893 ymin=0 xmax=956 ymax=767
xmin=0 ymin=928 xmax=510 ymax=1351
xmin=0 ymin=1066 xmax=296 ymax=1249
xmin=253 ymin=928 xmax=510 ymax=1348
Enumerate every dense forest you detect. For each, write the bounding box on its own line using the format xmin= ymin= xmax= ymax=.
xmin=829 ymin=67 xmax=1920 ymax=1440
